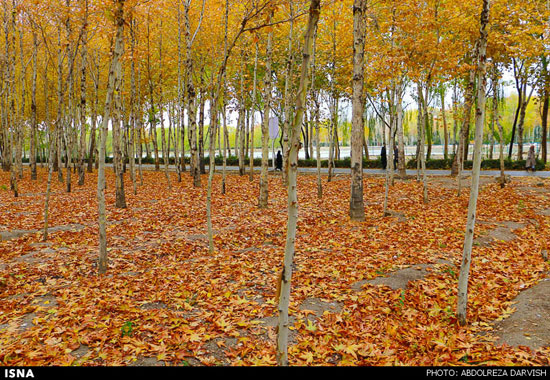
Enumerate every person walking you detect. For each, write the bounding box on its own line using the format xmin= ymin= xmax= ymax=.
xmin=275 ymin=150 xmax=283 ymax=171
xmin=526 ymin=145 xmax=536 ymax=172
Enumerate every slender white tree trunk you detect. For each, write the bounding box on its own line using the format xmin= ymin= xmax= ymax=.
xmin=43 ymin=129 xmax=56 ymax=241
xmin=417 ymin=83 xmax=428 ymax=203
xmin=98 ymin=0 xmax=125 ymax=274
xmin=281 ymin=3 xmax=294 ymax=186
xmin=77 ymin=0 xmax=88 ymax=186
xmin=349 ymin=0 xmax=367 ymax=221
xmin=276 ymin=0 xmax=320 ymax=366
xmin=249 ymin=42 xmax=259 ymax=182
xmin=457 ymin=0 xmax=490 ymax=326
xmin=396 ymin=82 xmax=406 ymax=178
xmin=30 ymin=29 xmax=38 ymax=180
xmin=259 ymin=10 xmax=274 ymax=208
xmin=311 ymin=29 xmax=322 ymax=199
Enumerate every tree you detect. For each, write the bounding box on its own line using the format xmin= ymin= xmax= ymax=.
xmin=349 ymin=0 xmax=367 ymax=221
xmin=98 ymin=0 xmax=126 ymax=274
xmin=457 ymin=0 xmax=490 ymax=326
xmin=258 ymin=8 xmax=274 ymax=209
xmin=276 ymin=0 xmax=320 ymax=365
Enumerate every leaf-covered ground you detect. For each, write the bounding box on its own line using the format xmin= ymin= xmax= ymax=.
xmin=0 ymin=168 xmax=549 ymax=366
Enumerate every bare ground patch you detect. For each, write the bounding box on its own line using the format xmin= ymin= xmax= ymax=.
xmin=473 ymin=221 xmax=525 ymax=247
xmin=0 ymin=224 xmax=85 ymax=241
xmin=352 ymin=259 xmax=454 ymax=291
xmin=428 ymin=175 xmax=495 ymax=189
xmin=490 ymin=275 xmax=550 ymax=351
xmin=536 ymin=208 xmax=550 ymax=217
xmin=127 ymin=356 xmax=166 ymax=366
xmin=299 ymin=297 xmax=343 ymax=322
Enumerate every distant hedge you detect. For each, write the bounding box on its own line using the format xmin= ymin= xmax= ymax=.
xmin=31 ymin=155 xmax=546 ymax=171
xmin=406 ymin=158 xmax=545 ymax=171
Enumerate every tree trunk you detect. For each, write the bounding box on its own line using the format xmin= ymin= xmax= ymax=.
xmin=328 ymin=97 xmax=337 ymax=182
xmin=508 ymin=60 xmax=522 ymax=160
xmin=88 ymin=52 xmax=100 ymax=173
xmin=113 ymin=64 xmax=127 ymax=208
xmin=494 ymin=70 xmax=506 ymax=187
xmin=249 ymin=42 xmax=259 ymax=182
xmin=16 ymin=22 xmax=24 ymax=181
xmin=541 ymin=56 xmax=549 ymax=164
xmin=281 ymin=3 xmax=294 ymax=186
xmin=457 ymin=0 xmax=490 ymax=326
xmin=517 ymin=86 xmax=535 ymax=161
xmin=396 ymin=82 xmax=406 ymax=178
xmin=199 ymin=90 xmax=206 ymax=174
xmin=238 ymin=54 xmax=247 ymax=176
xmin=488 ymin=92 xmax=495 ymax=160
xmin=63 ymin=2 xmax=74 ymax=194
xmin=383 ymin=115 xmax=395 ymax=214
xmin=43 ymin=129 xmax=56 ymax=241
xmin=78 ymin=0 xmax=89 ymax=186
xmin=452 ymin=68 xmax=476 ymax=177
xmin=221 ymin=106 xmax=228 ymax=194
xmin=158 ymin=23 xmax=172 ymax=190
xmin=276 ymin=0 xmax=320 ymax=366
xmin=441 ymin=87 xmax=449 ymax=160
xmin=543 ymin=93 xmax=549 ymax=164
xmin=259 ymin=10 xmax=274 ymax=209
xmin=310 ymin=26 xmax=322 ymax=199
xmin=491 ymin=66 xmax=503 ymax=185
xmin=7 ymin=1 xmax=18 ymax=196
xmin=417 ymin=84 xmax=428 ymax=203
xmin=184 ymin=0 xmax=205 ymax=184
xmin=349 ymin=0 xmax=367 ymax=221
xmin=129 ymin=20 xmax=138 ymax=195
xmin=30 ymin=29 xmax=38 ymax=180
xmin=98 ymin=0 xmax=125 ymax=274
xmin=517 ymin=100 xmax=527 ymax=160
xmin=146 ymin=12 xmax=159 ymax=172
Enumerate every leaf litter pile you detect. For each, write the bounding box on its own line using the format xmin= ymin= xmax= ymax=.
xmin=1 ymin=169 xmax=549 ymax=366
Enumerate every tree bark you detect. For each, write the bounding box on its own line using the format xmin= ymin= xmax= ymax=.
xmin=43 ymin=129 xmax=56 ymax=241
xmin=30 ymin=28 xmax=38 ymax=180
xmin=249 ymin=42 xmax=259 ymax=182
xmin=310 ymin=26 xmax=322 ymax=199
xmin=184 ymin=0 xmax=202 ymax=188
xmin=146 ymin=12 xmax=159 ymax=172
xmin=238 ymin=53 xmax=247 ymax=176
xmin=113 ymin=61 xmax=127 ymax=208
xmin=441 ymin=87 xmax=449 ymax=160
xmin=88 ymin=51 xmax=100 ymax=173
xmin=396 ymin=82 xmax=406 ymax=178
xmin=276 ymin=0 xmax=320 ymax=366
xmin=349 ymin=0 xmax=367 ymax=221
xmin=16 ymin=18 xmax=24 ymax=181
xmin=457 ymin=0 xmax=490 ymax=326
xmin=541 ymin=56 xmax=549 ymax=164
xmin=259 ymin=9 xmax=274 ymax=209
xmin=281 ymin=3 xmax=294 ymax=186
xmin=77 ymin=0 xmax=88 ymax=186
xmin=129 ymin=19 xmax=138 ymax=194
xmin=8 ymin=1 xmax=18 ymax=196
xmin=452 ymin=68 xmax=476 ymax=177
xmin=158 ymin=22 xmax=172 ymax=190
xmin=98 ymin=0 xmax=125 ymax=274
xmin=417 ymin=83 xmax=428 ymax=203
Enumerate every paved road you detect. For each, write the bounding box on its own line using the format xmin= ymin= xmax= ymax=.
xmin=302 ymin=168 xmax=549 ymax=178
